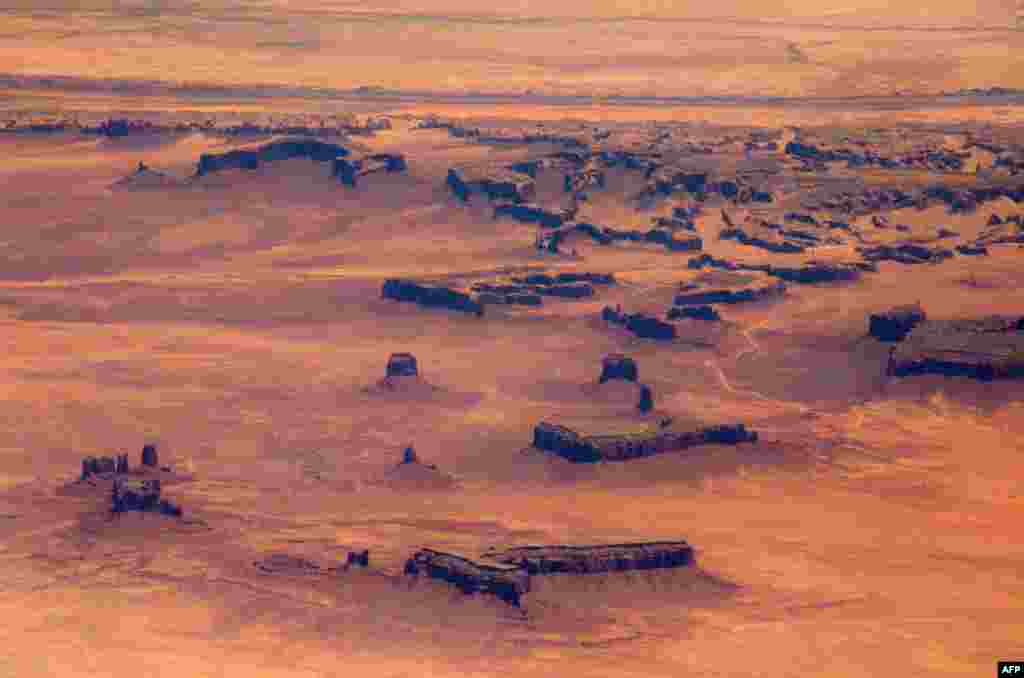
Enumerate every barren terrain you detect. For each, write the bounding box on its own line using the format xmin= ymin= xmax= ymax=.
xmin=2 ymin=4 xmax=1024 ymax=676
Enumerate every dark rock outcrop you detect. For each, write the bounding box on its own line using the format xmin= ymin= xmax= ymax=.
xmin=673 ymin=282 xmax=785 ymax=307
xmin=493 ymin=202 xmax=573 ymax=228
xmin=141 ymin=444 xmax=158 ymax=468
xmin=889 ymin=316 xmax=1024 ymax=380
xmin=386 ymin=353 xmax=419 ymax=378
xmin=955 ymin=244 xmax=989 ymax=256
xmin=195 ymin=138 xmax=349 ymax=176
xmin=333 ymin=153 xmax=406 ymax=186
xmin=533 ymin=421 xmax=758 ymax=463
xmin=81 ymin=455 xmax=123 ymax=479
xmin=346 ymin=550 xmax=370 ymax=568
xmin=858 ymin=243 xmax=955 ymax=265
xmin=602 ymin=307 xmax=677 ymax=341
xmin=637 ymin=384 xmax=654 ymax=413
xmin=446 ymin=165 xmax=535 ymax=203
xmin=404 ymin=549 xmax=530 ymax=606
xmin=382 ymin=279 xmax=484 ymax=316
xmin=599 ymin=354 xmax=638 ymax=383
xmin=112 ymin=478 xmax=182 ymax=516
xmin=869 ymin=304 xmax=927 ymax=342
xmin=667 ymin=305 xmax=721 ymax=321
xmin=483 ymin=542 xmax=695 ymax=574
xmin=720 ymin=227 xmax=806 ymax=253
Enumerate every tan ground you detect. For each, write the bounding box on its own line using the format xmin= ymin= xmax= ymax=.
xmin=2 ymin=1 xmax=1024 ymax=98
xmin=0 ymin=95 xmax=1023 ymax=678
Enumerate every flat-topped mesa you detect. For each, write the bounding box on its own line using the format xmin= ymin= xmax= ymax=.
xmin=858 ymin=243 xmax=955 ymax=265
xmin=599 ymin=354 xmax=638 ymax=383
xmin=382 ymin=279 xmax=484 ymax=316
xmin=869 ymin=304 xmax=928 ymax=342
xmin=687 ymin=255 xmax=875 ymax=285
xmin=719 ymin=226 xmax=807 ymax=254
xmin=111 ymin=478 xmax=182 ymax=517
xmin=493 ymin=202 xmax=576 ymax=228
xmin=194 ymin=138 xmax=349 ymax=176
xmin=602 ymin=307 xmax=677 ymax=341
xmin=643 ymin=229 xmax=704 ymax=252
xmin=483 ymin=542 xmax=695 ymax=574
xmin=532 ymin=421 xmax=757 ymax=463
xmin=333 ymin=153 xmax=406 ymax=186
xmin=766 ymin=261 xmax=872 ymax=284
xmin=446 ymin=165 xmax=535 ymax=203
xmin=889 ymin=316 xmax=1024 ymax=380
xmin=403 ymin=549 xmax=530 ymax=607
xmin=510 ymin=272 xmax=616 ymax=286
xmin=386 ymin=353 xmax=419 ymax=378
xmin=667 ymin=305 xmax=721 ymax=321
xmin=674 ymin=281 xmax=786 ymax=307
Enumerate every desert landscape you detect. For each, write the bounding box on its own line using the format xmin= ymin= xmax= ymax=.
xmin=1 ymin=3 xmax=1024 ymax=677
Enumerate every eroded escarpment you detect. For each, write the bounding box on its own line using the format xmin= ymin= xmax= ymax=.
xmin=532 ymin=421 xmax=758 ymax=463
xmin=194 ymin=138 xmax=350 ymax=176
xmin=889 ymin=315 xmax=1024 ymax=380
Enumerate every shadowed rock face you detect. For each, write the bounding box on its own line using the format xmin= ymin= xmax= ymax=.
xmin=195 ymin=138 xmax=349 ymax=176
xmin=858 ymin=243 xmax=955 ymax=265
xmin=687 ymin=255 xmax=873 ymax=285
xmin=382 ymin=279 xmax=484 ymax=316
xmin=890 ymin=316 xmax=1024 ymax=380
xmin=493 ymin=202 xmax=575 ymax=228
xmin=404 ymin=549 xmax=530 ymax=607
xmin=599 ymin=354 xmax=639 ymax=383
xmin=674 ymin=282 xmax=785 ymax=307
xmin=333 ymin=153 xmax=406 ymax=186
xmin=637 ymin=384 xmax=654 ymax=413
xmin=483 ymin=542 xmax=695 ymax=574
xmin=720 ymin=226 xmax=806 ymax=253
xmin=446 ymin=166 xmax=535 ymax=203
xmin=81 ymin=455 xmax=127 ymax=479
xmin=532 ymin=421 xmax=757 ymax=463
xmin=602 ymin=307 xmax=677 ymax=341
xmin=667 ymin=305 xmax=720 ymax=321
xmin=386 ymin=353 xmax=419 ymax=378
xmin=112 ymin=478 xmax=182 ymax=516
xmin=869 ymin=304 xmax=927 ymax=342
xmin=346 ymin=550 xmax=370 ymax=568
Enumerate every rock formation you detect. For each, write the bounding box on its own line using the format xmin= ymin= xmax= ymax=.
xmin=858 ymin=243 xmax=955 ymax=265
xmin=599 ymin=354 xmax=639 ymax=383
xmin=404 ymin=549 xmax=530 ymax=607
xmin=719 ymin=226 xmax=806 ymax=253
xmin=602 ymin=307 xmax=677 ymax=341
xmin=532 ymin=421 xmax=758 ymax=463
xmin=667 ymin=305 xmax=721 ymax=321
xmin=346 ymin=550 xmax=370 ymax=568
xmin=141 ymin=444 xmax=158 ymax=468
xmin=493 ymin=202 xmax=575 ymax=228
xmin=673 ymin=281 xmax=786 ymax=307
xmin=869 ymin=304 xmax=927 ymax=342
xmin=889 ymin=316 xmax=1024 ymax=380
xmin=111 ymin=478 xmax=182 ymax=516
xmin=446 ymin=165 xmax=535 ymax=203
xmin=382 ymin=279 xmax=484 ymax=316
xmin=637 ymin=384 xmax=654 ymax=413
xmin=195 ymin=138 xmax=349 ymax=176
xmin=482 ymin=542 xmax=695 ymax=574
xmin=333 ymin=153 xmax=406 ymax=186
xmin=386 ymin=353 xmax=419 ymax=378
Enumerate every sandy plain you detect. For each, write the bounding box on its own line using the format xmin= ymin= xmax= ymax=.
xmin=1 ymin=3 xmax=1024 ymax=677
